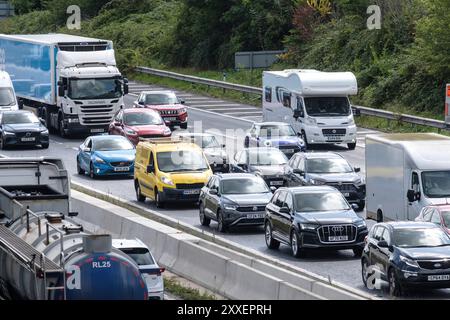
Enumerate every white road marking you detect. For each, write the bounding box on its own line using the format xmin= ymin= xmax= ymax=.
xmin=225 ymin=111 xmax=263 ymax=115
xmin=190 ymin=104 xmax=243 ymax=108
xmin=203 ymin=108 xmax=260 ymax=112
xmin=187 ymin=106 xmax=254 ymax=124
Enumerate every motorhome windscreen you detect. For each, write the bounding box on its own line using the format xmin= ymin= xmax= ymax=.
xmin=69 ymin=78 xmax=122 ymax=100
xmin=422 ymin=171 xmax=450 ymax=198
xmin=0 ymin=88 xmax=15 ymax=106
xmin=304 ymin=97 xmax=351 ymax=117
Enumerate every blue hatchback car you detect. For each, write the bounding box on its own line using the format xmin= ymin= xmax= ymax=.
xmin=77 ymin=135 xmax=136 ymax=179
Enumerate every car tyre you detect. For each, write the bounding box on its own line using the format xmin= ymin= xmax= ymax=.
xmin=199 ymin=202 xmax=211 ymax=227
xmin=77 ymin=158 xmax=85 ymax=175
xmin=59 ymin=118 xmax=66 ymax=138
xmin=89 ymin=163 xmax=97 ymax=179
xmin=353 ymin=246 xmax=363 ymax=257
xmin=217 ymin=210 xmax=227 ymax=233
xmin=0 ymin=137 xmax=6 ymax=150
xmin=180 ymin=122 xmax=188 ymax=130
xmin=155 ymin=188 xmax=164 ymax=208
xmin=348 ymin=143 xmax=357 ymax=150
xmin=265 ymin=222 xmax=280 ymax=250
xmin=135 ymin=181 xmax=146 ymax=202
xmin=388 ymin=268 xmax=403 ymax=297
xmin=290 ymin=230 xmax=303 ymax=258
xmin=42 ymin=143 xmax=49 ymax=149
xmin=361 ymin=258 xmax=371 ymax=288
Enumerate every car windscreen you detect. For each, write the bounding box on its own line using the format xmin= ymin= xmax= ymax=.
xmin=93 ymin=138 xmax=134 ymax=151
xmin=2 ymin=112 xmax=39 ymax=124
xmin=248 ymin=150 xmax=287 ymax=166
xmin=306 ymin=158 xmax=353 ymax=174
xmin=157 ymin=150 xmax=209 ymax=173
xmin=124 ymin=112 xmax=163 ymax=126
xmin=304 ymin=97 xmax=351 ymax=117
xmin=144 ymin=93 xmax=178 ymax=105
xmin=221 ymin=178 xmax=269 ymax=195
xmin=0 ymin=88 xmax=15 ymax=106
xmin=294 ymin=192 xmax=350 ymax=212
xmin=393 ymin=228 xmax=450 ymax=248
xmin=422 ymin=171 xmax=450 ymax=198
xmin=69 ymin=78 xmax=122 ymax=100
xmin=119 ymin=248 xmax=155 ymax=266
xmin=259 ymin=125 xmax=296 ymax=137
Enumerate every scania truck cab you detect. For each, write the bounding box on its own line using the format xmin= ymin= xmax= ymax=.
xmin=0 ymin=71 xmax=18 ymax=111
xmin=262 ymin=69 xmax=358 ymax=150
xmin=0 ymin=34 xmax=128 ymax=137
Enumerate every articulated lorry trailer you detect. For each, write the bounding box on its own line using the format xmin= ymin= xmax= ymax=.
xmin=0 ymin=34 xmax=129 ymax=137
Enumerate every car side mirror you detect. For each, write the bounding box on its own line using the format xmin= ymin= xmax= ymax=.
xmin=209 ymin=189 xmax=218 ymax=195
xmin=354 ymin=167 xmax=361 ymax=173
xmin=222 ymin=144 xmax=226 ymax=148
xmin=351 ymin=203 xmax=359 ymax=211
xmin=39 ymin=118 xmax=45 ymax=125
xmin=270 ymin=186 xmax=277 ymax=193
xmin=83 ymin=147 xmax=91 ymax=153
xmin=378 ymin=240 xmax=389 ymax=248
xmin=293 ymin=169 xmax=305 ymax=176
xmin=18 ymin=99 xmax=24 ymax=110
xmin=407 ymin=189 xmax=418 ymax=202
xmin=68 ymin=212 xmax=79 ymax=217
xmin=138 ymin=101 xmax=145 ymax=106
xmin=293 ymin=110 xmax=303 ymax=119
xmin=180 ymin=99 xmax=185 ymax=105
xmin=147 ymin=164 xmax=155 ymax=174
xmin=279 ymin=207 xmax=290 ymax=214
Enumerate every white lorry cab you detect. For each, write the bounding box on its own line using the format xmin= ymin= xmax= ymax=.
xmin=366 ymin=133 xmax=450 ymax=223
xmin=0 ymin=71 xmax=18 ymax=111
xmin=262 ymin=69 xmax=358 ymax=150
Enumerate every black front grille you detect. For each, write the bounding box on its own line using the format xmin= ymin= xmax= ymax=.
xmin=176 ymin=183 xmax=204 ymax=190
xmin=418 ymin=260 xmax=450 ymax=270
xmin=140 ymin=134 xmax=165 ymax=139
xmin=110 ymin=161 xmax=131 ymax=167
xmin=80 ymin=105 xmax=114 ymax=113
xmin=322 ymin=129 xmax=346 ymax=136
xmin=327 ymin=183 xmax=357 ymax=193
xmin=15 ymin=132 xmax=39 ymax=138
xmin=82 ymin=116 xmax=113 ymax=125
xmin=317 ymin=225 xmax=357 ymax=243
xmin=236 ymin=206 xmax=266 ymax=212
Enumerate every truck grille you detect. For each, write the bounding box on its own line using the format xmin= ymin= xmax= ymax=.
xmin=317 ymin=225 xmax=357 ymax=243
xmin=236 ymin=206 xmax=266 ymax=212
xmin=322 ymin=129 xmax=347 ymax=136
xmin=418 ymin=260 xmax=450 ymax=270
xmin=81 ymin=116 xmax=113 ymax=125
xmin=80 ymin=105 xmax=114 ymax=114
xmin=176 ymin=183 xmax=204 ymax=190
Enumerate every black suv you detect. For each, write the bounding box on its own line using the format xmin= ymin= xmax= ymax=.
xmin=230 ymin=147 xmax=288 ymax=189
xmin=199 ymin=173 xmax=273 ymax=232
xmin=362 ymin=222 xmax=450 ymax=297
xmin=264 ymin=186 xmax=368 ymax=258
xmin=284 ymin=152 xmax=366 ymax=211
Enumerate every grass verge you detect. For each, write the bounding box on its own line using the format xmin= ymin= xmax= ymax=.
xmin=164 ymin=277 xmax=217 ymax=300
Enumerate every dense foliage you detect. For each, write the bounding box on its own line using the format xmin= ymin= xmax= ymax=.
xmin=0 ymin=0 xmax=448 ymax=115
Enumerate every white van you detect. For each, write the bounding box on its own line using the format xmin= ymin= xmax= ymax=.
xmin=112 ymin=238 xmax=165 ymax=300
xmin=0 ymin=71 xmax=18 ymax=111
xmin=262 ymin=69 xmax=358 ymax=150
xmin=366 ymin=133 xmax=450 ymax=222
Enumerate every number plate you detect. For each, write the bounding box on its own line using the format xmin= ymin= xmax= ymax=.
xmin=270 ymin=181 xmax=284 ymax=186
xmin=91 ymin=128 xmax=104 ymax=133
xmin=343 ymin=193 xmax=350 ymax=197
xmin=183 ymin=189 xmax=200 ymax=195
xmin=164 ymin=117 xmax=177 ymax=121
xmin=246 ymin=213 xmax=264 ymax=219
xmin=114 ymin=167 xmax=130 ymax=172
xmin=21 ymin=137 xmax=35 ymax=142
xmin=328 ymin=236 xmax=348 ymax=242
xmin=428 ymin=275 xmax=450 ymax=281
xmin=326 ymin=136 xmax=343 ymax=141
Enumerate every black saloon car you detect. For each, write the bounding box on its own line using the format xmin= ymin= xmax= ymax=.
xmin=230 ymin=147 xmax=288 ymax=189
xmin=362 ymin=222 xmax=450 ymax=297
xmin=264 ymin=186 xmax=368 ymax=258
xmin=284 ymin=152 xmax=366 ymax=211
xmin=199 ymin=173 xmax=273 ymax=232
xmin=0 ymin=110 xmax=49 ymax=149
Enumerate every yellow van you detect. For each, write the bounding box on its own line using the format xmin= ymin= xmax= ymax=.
xmin=134 ymin=137 xmax=213 ymax=207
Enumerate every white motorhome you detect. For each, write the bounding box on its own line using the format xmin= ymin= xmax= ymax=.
xmin=0 ymin=71 xmax=18 ymax=111
xmin=262 ymin=69 xmax=358 ymax=149
xmin=366 ymin=133 xmax=450 ymax=222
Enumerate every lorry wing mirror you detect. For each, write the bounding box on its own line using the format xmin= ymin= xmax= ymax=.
xmin=407 ymin=190 xmax=417 ymax=202
xmin=58 ymin=86 xmax=65 ymax=97
xmin=123 ymin=78 xmax=129 ymax=95
xmin=293 ymin=110 xmax=303 ymax=119
xmin=352 ymin=106 xmax=361 ymax=117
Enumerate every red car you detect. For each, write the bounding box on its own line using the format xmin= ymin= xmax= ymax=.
xmin=415 ymin=205 xmax=450 ymax=234
xmin=108 ymin=108 xmax=171 ymax=145
xmin=134 ymin=91 xmax=188 ymax=129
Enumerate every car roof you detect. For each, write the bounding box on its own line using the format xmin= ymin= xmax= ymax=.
xmin=282 ymin=186 xmax=339 ymax=193
xmin=122 ymin=108 xmax=159 ymax=114
xmin=90 ymin=134 xmax=128 ymax=141
xmin=380 ymin=221 xmax=440 ymax=230
xmin=255 ymin=122 xmax=292 ymax=127
xmin=112 ymin=238 xmax=148 ymax=250
xmin=300 ymin=152 xmax=343 ymax=160
xmin=215 ymin=173 xmax=262 ymax=180
xmin=141 ymin=90 xmax=176 ymax=95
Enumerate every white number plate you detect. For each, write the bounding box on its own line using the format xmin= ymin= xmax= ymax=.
xmin=21 ymin=137 xmax=35 ymax=142
xmin=343 ymin=193 xmax=350 ymax=197
xmin=329 ymin=236 xmax=348 ymax=242
xmin=246 ymin=213 xmax=264 ymax=219
xmin=91 ymin=128 xmax=104 ymax=133
xmin=326 ymin=136 xmax=342 ymax=141
xmin=114 ymin=167 xmax=130 ymax=172
xmin=164 ymin=117 xmax=177 ymax=121
xmin=428 ymin=275 xmax=450 ymax=281
xmin=270 ymin=181 xmax=284 ymax=186
xmin=183 ymin=189 xmax=200 ymax=195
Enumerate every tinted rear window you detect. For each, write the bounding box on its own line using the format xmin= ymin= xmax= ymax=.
xmin=120 ymin=248 xmax=155 ymax=266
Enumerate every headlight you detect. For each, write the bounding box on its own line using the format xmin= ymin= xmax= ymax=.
xmin=93 ymin=156 xmax=105 ymax=164
xmin=125 ymin=129 xmax=137 ymax=135
xmin=3 ymin=131 xmax=15 ymax=136
xmin=300 ymin=223 xmax=319 ymax=231
xmin=178 ymin=108 xmax=187 ymax=114
xmin=163 ymin=127 xmax=171 ymax=135
xmin=310 ymin=179 xmax=326 ymax=185
xmin=306 ymin=117 xmax=317 ymax=126
xmin=67 ymin=118 xmax=79 ymax=123
xmin=224 ymin=204 xmax=238 ymax=211
xmin=160 ymin=176 xmax=174 ymax=186
xmin=355 ymin=219 xmax=367 ymax=228
xmin=40 ymin=130 xmax=49 ymax=135
xmin=400 ymin=256 xmax=419 ymax=268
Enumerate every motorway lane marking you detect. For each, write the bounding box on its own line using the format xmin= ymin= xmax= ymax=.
xmin=189 ymin=104 xmax=243 ymax=108
xmin=204 ymin=108 xmax=261 ymax=112
xmin=225 ymin=111 xmax=264 ymax=115
xmin=187 ymin=106 xmax=254 ymax=124
xmin=184 ymin=97 xmax=217 ymax=101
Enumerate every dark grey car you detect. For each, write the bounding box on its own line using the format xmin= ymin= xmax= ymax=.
xmin=199 ymin=173 xmax=273 ymax=232
xmin=284 ymin=152 xmax=366 ymax=211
